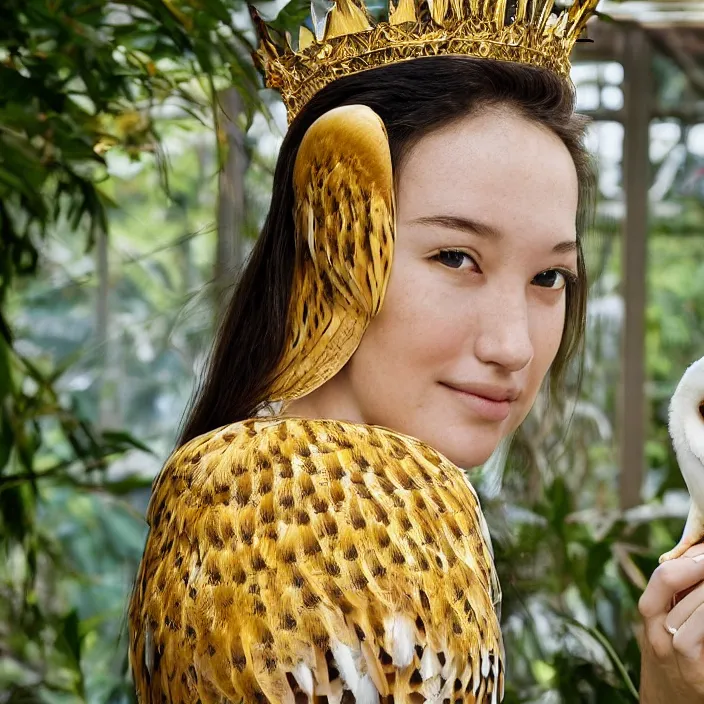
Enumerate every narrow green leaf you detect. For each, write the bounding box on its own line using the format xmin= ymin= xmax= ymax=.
xmin=101 ymin=430 xmax=153 ymax=455
xmin=562 ymin=616 xmax=639 ymax=701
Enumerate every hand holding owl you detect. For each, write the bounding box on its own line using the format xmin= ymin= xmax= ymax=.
xmin=638 ymin=357 xmax=704 ymax=702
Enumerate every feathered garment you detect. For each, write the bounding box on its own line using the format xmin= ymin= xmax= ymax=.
xmin=128 ymin=418 xmax=503 ymax=704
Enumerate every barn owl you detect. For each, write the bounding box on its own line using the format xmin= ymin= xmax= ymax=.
xmin=660 ymin=356 xmax=704 ymax=563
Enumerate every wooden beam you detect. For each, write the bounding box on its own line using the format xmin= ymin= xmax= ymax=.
xmin=618 ymin=27 xmax=652 ymax=510
xmin=215 ymin=88 xmax=248 ymax=322
xmin=573 ymin=18 xmax=624 ymax=63
xmin=580 ymin=106 xmax=704 ymax=123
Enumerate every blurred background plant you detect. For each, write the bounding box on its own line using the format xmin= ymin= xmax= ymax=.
xmin=0 ymin=0 xmax=274 ymax=699
xmin=2 ymin=1 xmax=704 ymax=703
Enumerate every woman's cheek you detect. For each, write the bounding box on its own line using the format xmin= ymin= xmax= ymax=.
xmin=531 ymin=296 xmax=567 ymax=365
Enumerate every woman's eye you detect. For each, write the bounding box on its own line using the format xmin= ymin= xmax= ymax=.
xmin=434 ymin=250 xmax=476 ymax=270
xmin=533 ymin=269 xmax=570 ymax=290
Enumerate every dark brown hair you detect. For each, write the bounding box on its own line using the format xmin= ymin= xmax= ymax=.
xmin=179 ymin=56 xmax=594 ymax=445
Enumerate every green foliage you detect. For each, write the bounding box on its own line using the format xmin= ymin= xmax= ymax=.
xmin=0 ymin=134 xmax=228 ymax=701
xmin=0 ymin=0 xmax=277 ymax=700
xmin=0 ymin=0 xmax=261 ymax=300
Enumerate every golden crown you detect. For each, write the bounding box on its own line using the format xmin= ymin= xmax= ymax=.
xmin=250 ymin=0 xmax=599 ymax=123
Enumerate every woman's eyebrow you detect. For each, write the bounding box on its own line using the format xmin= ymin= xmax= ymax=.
xmin=411 ymin=214 xmax=576 ymax=253
xmin=410 ymin=214 xmax=500 ymax=239
xmin=552 ymin=240 xmax=577 ymax=254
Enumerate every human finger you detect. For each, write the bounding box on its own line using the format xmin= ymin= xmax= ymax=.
xmin=682 ymin=545 xmax=704 ymax=559
xmin=666 ymin=580 xmax=704 ymax=632
xmin=672 ymin=601 xmax=704 ymax=667
xmin=670 ymin=545 xmax=704 ymax=606
xmin=639 ymin=554 xmax=704 ymax=620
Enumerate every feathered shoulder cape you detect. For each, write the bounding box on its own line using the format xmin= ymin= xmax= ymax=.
xmin=129 ymin=417 xmax=503 ymax=704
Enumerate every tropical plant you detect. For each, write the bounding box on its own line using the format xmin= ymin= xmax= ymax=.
xmin=0 ymin=1 xmax=274 ymax=699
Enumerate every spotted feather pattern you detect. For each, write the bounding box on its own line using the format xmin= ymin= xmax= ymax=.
xmin=129 ymin=418 xmax=504 ymax=704
xmin=265 ymin=104 xmax=395 ymax=402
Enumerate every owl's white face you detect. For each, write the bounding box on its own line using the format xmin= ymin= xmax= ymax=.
xmin=687 ymin=403 xmax=704 ymax=465
xmin=288 ymin=106 xmax=579 ymax=468
xmin=674 ymin=359 xmax=704 ymax=466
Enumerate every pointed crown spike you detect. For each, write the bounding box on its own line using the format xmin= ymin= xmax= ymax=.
xmin=448 ymin=0 xmax=463 ymax=19
xmin=250 ymin=0 xmax=599 ymax=123
xmin=323 ymin=0 xmax=373 ymax=40
xmin=428 ymin=0 xmax=450 ymax=25
xmin=389 ymin=0 xmax=417 ymax=24
xmin=299 ymin=25 xmax=316 ymax=50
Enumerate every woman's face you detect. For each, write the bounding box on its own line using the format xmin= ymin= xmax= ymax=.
xmin=293 ymin=107 xmax=579 ymax=468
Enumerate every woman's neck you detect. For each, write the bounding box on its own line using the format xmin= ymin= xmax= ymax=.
xmin=283 ymin=370 xmax=366 ymax=424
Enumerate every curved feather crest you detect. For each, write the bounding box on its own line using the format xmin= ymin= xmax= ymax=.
xmin=265 ymin=105 xmax=395 ymax=403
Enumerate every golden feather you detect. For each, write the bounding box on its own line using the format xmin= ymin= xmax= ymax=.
xmin=128 ymin=418 xmax=504 ymax=704
xmin=264 ymin=105 xmax=395 ymax=404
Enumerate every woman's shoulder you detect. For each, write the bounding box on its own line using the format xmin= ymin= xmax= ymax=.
xmin=150 ymin=416 xmax=465 ymax=505
xmin=172 ymin=416 xmax=457 ymax=464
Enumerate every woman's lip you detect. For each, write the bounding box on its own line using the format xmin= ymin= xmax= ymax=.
xmin=441 ymin=383 xmax=512 ymax=422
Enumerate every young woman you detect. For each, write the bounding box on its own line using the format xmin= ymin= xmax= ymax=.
xmin=127 ymin=12 xmax=704 ymax=704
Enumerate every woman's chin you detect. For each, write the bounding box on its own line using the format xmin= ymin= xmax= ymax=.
xmin=431 ymin=431 xmax=502 ymax=470
xmin=423 ymin=408 xmax=514 ymax=468
xmin=447 ymin=449 xmax=495 ymax=469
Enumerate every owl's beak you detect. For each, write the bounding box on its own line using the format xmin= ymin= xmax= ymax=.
xmin=699 ymin=402 xmax=704 ymax=420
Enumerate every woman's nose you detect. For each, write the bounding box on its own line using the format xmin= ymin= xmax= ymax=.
xmin=474 ymin=295 xmax=534 ymax=372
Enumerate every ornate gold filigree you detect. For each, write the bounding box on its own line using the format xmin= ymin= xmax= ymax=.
xmin=250 ymin=0 xmax=599 ymax=123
